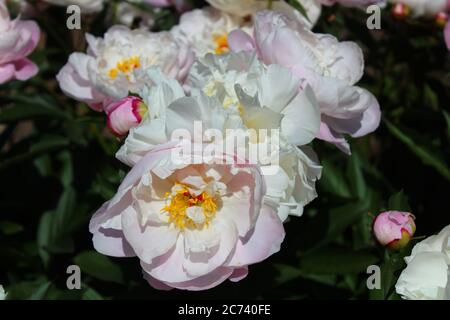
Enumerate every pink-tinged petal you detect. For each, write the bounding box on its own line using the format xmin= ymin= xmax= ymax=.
xmin=320 ymin=36 xmax=364 ymax=85
xmin=121 ymin=205 xmax=179 ymax=264
xmin=143 ymin=0 xmax=172 ymax=7
xmin=56 ymin=53 xmax=107 ymax=108
xmin=13 ymin=58 xmax=38 ymax=80
xmin=182 ymin=218 xmax=237 ymax=278
xmin=153 ymin=267 xmax=235 ymax=291
xmin=280 ymin=86 xmax=321 ymax=146
xmin=317 ymin=122 xmax=351 ymax=155
xmin=445 ymin=21 xmax=450 ymax=50
xmin=326 ymin=93 xmax=381 ymax=138
xmin=106 ymin=97 xmax=145 ymax=137
xmin=220 ymin=167 xmax=263 ymax=237
xmin=13 ymin=20 xmax=40 ymax=58
xmin=0 ymin=63 xmax=14 ymax=84
xmin=141 ymin=236 xmax=195 ymax=283
xmin=89 ymin=190 xmax=133 ymax=233
xmin=92 ymin=227 xmax=136 ymax=257
xmin=228 ymin=30 xmax=255 ymax=53
xmin=143 ymin=273 xmax=174 ymax=291
xmin=229 ymin=267 xmax=248 ymax=282
xmin=373 ymin=211 xmax=416 ymax=247
xmin=227 ymin=205 xmax=285 ymax=267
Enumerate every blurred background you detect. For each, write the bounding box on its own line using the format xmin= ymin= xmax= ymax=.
xmin=0 ymin=0 xmax=449 ymax=300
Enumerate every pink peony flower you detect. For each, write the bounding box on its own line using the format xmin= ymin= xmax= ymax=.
xmin=90 ymin=141 xmax=285 ymax=290
xmin=373 ymin=211 xmax=416 ymax=250
xmin=105 ymin=96 xmax=148 ymax=137
xmin=56 ymin=26 xmax=194 ymax=110
xmin=228 ymin=11 xmax=381 ymax=154
xmin=445 ymin=20 xmax=450 ymax=50
xmin=0 ymin=1 xmax=40 ymax=84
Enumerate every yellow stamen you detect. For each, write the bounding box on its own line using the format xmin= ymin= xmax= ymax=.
xmin=107 ymin=56 xmax=141 ymax=79
xmin=213 ymin=34 xmax=229 ymax=55
xmin=161 ymin=184 xmax=217 ymax=230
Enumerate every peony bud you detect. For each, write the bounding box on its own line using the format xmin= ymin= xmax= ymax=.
xmin=392 ymin=3 xmax=410 ymax=20
xmin=105 ymin=96 xmax=147 ymax=137
xmin=435 ymin=12 xmax=449 ymax=27
xmin=373 ymin=211 xmax=416 ymax=250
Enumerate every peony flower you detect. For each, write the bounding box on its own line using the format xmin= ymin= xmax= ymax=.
xmin=206 ymin=0 xmax=322 ymax=29
xmin=90 ymin=140 xmax=285 ymax=290
xmin=395 ymin=224 xmax=450 ymax=300
xmin=0 ymin=285 xmax=6 ymax=300
xmin=0 ymin=0 xmax=40 ymax=84
xmin=228 ymin=11 xmax=381 ymax=154
xmin=43 ymin=0 xmax=104 ymax=13
xmin=56 ymin=26 xmax=194 ymax=108
xmin=105 ymin=96 xmax=148 ymax=137
xmin=445 ymin=20 xmax=450 ymax=50
xmin=388 ymin=0 xmax=448 ymax=17
xmin=373 ymin=211 xmax=416 ymax=250
xmin=118 ymin=53 xmax=322 ymax=222
xmin=171 ymin=7 xmax=252 ymax=57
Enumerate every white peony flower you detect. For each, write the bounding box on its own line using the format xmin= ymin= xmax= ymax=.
xmin=43 ymin=0 xmax=104 ymax=13
xmin=206 ymin=0 xmax=322 ymax=29
xmin=171 ymin=7 xmax=252 ymax=57
xmin=187 ymin=52 xmax=322 ymax=220
xmin=395 ymin=224 xmax=450 ymax=300
xmin=57 ymin=26 xmax=194 ymax=106
xmin=118 ymin=52 xmax=321 ymax=221
xmin=0 ymin=285 xmax=6 ymax=300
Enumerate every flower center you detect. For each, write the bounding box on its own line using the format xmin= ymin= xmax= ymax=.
xmin=161 ymin=184 xmax=217 ymax=230
xmin=108 ymin=56 xmax=141 ymax=79
xmin=213 ymin=34 xmax=229 ymax=55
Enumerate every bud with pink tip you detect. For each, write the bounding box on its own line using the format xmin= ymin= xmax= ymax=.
xmin=373 ymin=211 xmax=416 ymax=250
xmin=392 ymin=3 xmax=411 ymax=20
xmin=105 ymin=96 xmax=147 ymax=137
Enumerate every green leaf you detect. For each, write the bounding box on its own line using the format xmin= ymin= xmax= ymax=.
xmin=346 ymin=152 xmax=367 ymax=199
xmin=82 ymin=288 xmax=104 ymax=300
xmin=57 ymin=151 xmax=73 ymax=188
xmin=388 ymin=190 xmax=411 ymax=212
xmin=0 ymin=221 xmax=24 ymax=235
xmin=74 ymin=251 xmax=125 ymax=284
xmin=384 ymin=119 xmax=450 ymax=181
xmin=443 ymin=110 xmax=450 ymax=141
xmin=300 ymin=247 xmax=379 ymax=275
xmin=29 ymin=281 xmax=52 ymax=300
xmin=0 ymin=95 xmax=69 ymax=123
xmin=320 ymin=160 xmax=352 ymax=198
xmin=423 ymin=84 xmax=439 ymax=110
xmin=0 ymin=135 xmax=70 ymax=173
xmin=274 ymin=264 xmax=302 ymax=285
xmin=37 ymin=187 xmax=76 ymax=267
xmin=324 ymin=196 xmax=371 ymax=244
xmin=286 ymin=0 xmax=310 ymax=21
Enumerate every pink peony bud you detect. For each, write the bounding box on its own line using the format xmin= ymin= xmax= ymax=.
xmin=373 ymin=211 xmax=416 ymax=250
xmin=435 ymin=12 xmax=449 ymax=27
xmin=392 ymin=3 xmax=410 ymax=20
xmin=105 ymin=96 xmax=147 ymax=137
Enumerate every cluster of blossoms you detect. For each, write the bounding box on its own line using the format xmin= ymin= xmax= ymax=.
xmin=52 ymin=0 xmax=381 ymax=290
xmin=1 ymin=0 xmax=447 ymax=299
